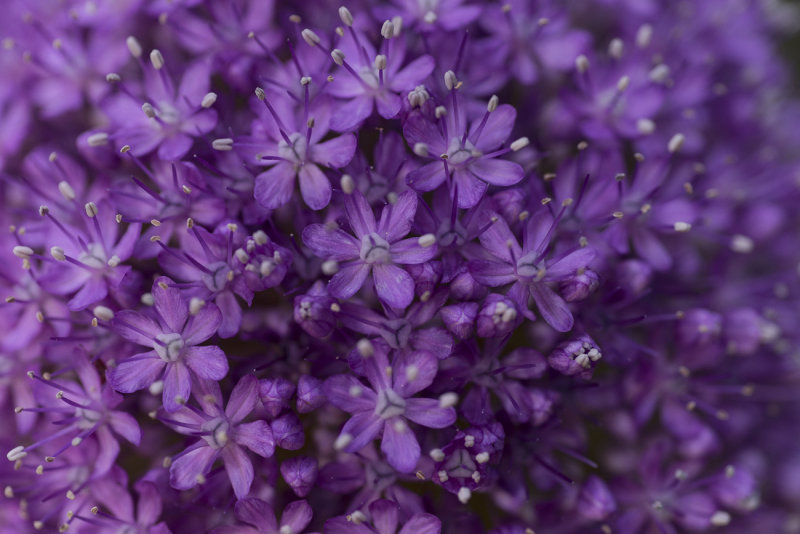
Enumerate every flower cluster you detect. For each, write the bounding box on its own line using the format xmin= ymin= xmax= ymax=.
xmin=1 ymin=0 xmax=799 ymax=533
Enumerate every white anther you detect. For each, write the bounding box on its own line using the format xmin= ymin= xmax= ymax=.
xmin=710 ymin=511 xmax=731 ymax=527
xmin=141 ymin=102 xmax=156 ymax=118
xmin=93 ymin=306 xmax=114 ymax=321
xmin=637 ymin=118 xmax=655 ymax=135
xmin=608 ymin=38 xmax=624 ymax=59
xmin=429 ymin=448 xmax=445 ymax=462
xmin=439 ymin=392 xmax=458 ymax=408
xmin=730 ymin=234 xmax=754 ymax=254
xmin=85 ymin=202 xmax=98 ymax=217
xmin=87 ymin=132 xmax=109 ymax=146
xmin=321 ymin=260 xmax=339 ymax=275
xmin=141 ymin=292 xmax=154 ymax=306
xmin=575 ymin=55 xmax=590 ymax=73
xmin=444 ymin=70 xmax=457 ymax=90
xmin=105 ymin=73 xmax=121 ymax=83
xmin=149 ymin=380 xmax=164 ymax=395
xmin=475 ymin=452 xmax=490 ymax=464
xmin=471 ymin=471 xmax=481 ymax=483
xmin=255 ymin=87 xmax=266 ymax=100
xmin=673 ymin=221 xmax=692 ymax=232
xmin=408 ymin=85 xmax=430 ymax=108
xmin=50 ymin=246 xmax=66 ymax=261
xmin=12 ymin=246 xmax=33 ymax=259
xmin=413 ymin=142 xmax=429 ymax=157
xmin=357 ymin=338 xmax=374 ymax=357
xmin=301 ymin=29 xmax=321 ymax=46
xmin=331 ymin=49 xmax=345 ymax=66
xmin=213 ymin=138 xmax=234 ymax=151
xmin=201 ymin=92 xmax=217 ymax=108
xmin=57 ymin=181 xmax=76 ymax=201
xmin=66 ymin=490 xmax=76 ymax=500
xmin=150 ymin=49 xmax=164 ymax=69
xmin=487 ymin=95 xmax=499 ymax=112
xmin=340 ymin=174 xmax=355 ymax=194
xmin=405 ymin=365 xmax=419 ymax=382
xmin=649 ymin=64 xmax=670 ymax=84
xmin=334 ymin=433 xmax=353 ymax=450
xmin=616 ymin=75 xmax=630 ymax=91
xmin=636 ymin=24 xmax=653 ymax=48
xmin=348 ymin=511 xmax=367 ymax=524
xmin=457 ymin=487 xmax=472 ymax=504
xmin=510 ymin=137 xmax=530 ymax=151
xmin=4 ymin=486 xmax=14 ymax=498
xmin=381 ymin=20 xmax=394 ymax=39
xmin=668 ymin=133 xmax=685 ymax=153
xmin=418 ymin=234 xmax=436 ymax=248
xmin=374 ymin=54 xmax=387 ymax=70
xmin=423 ymin=10 xmax=438 ymax=24
xmin=234 ymin=248 xmax=249 ymax=264
xmin=300 ymin=76 xmax=312 ymax=86
xmin=280 ymin=526 xmax=293 ymax=534
xmin=70 ymin=437 xmax=82 ymax=447
xmin=464 ymin=435 xmax=475 ymax=447
xmin=438 ymin=470 xmax=449 ymax=482
xmin=339 ymin=6 xmax=353 ymax=26
xmin=501 ymin=307 xmax=517 ymax=323
xmin=6 ymin=446 xmax=26 ymax=461
xmin=126 ymin=36 xmax=142 ymax=57
xmin=348 ymin=385 xmax=362 ymax=397
xmin=253 ymin=230 xmax=269 ymax=245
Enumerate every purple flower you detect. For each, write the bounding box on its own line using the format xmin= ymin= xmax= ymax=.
xmin=166 ymin=375 xmax=275 ymax=498
xmin=109 ymin=277 xmax=228 ymax=412
xmin=324 ymin=344 xmax=455 ymax=473
xmin=470 ymin=210 xmax=596 ymax=332
xmin=212 ymin=498 xmax=312 ymax=534
xmin=303 ymin=189 xmax=437 ymax=309
xmin=404 ymin=90 xmax=525 ymax=208
xmin=324 ymin=499 xmax=441 ymax=534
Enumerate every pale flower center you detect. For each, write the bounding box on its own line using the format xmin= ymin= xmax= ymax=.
xmin=155 ymin=333 xmax=184 ymax=362
xmin=374 ymin=389 xmax=406 ymax=419
xmin=360 ymin=233 xmax=391 ymax=264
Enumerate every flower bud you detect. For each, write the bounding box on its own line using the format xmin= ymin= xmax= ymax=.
xmin=271 ymin=412 xmax=305 ymax=450
xmin=297 ymin=375 xmax=326 ymax=413
xmin=476 ymin=294 xmax=518 ymax=338
xmin=440 ymin=303 xmax=478 ymax=340
xmin=560 ymin=269 xmax=599 ymax=302
xmin=280 ymin=456 xmax=318 ymax=497
xmin=258 ymin=377 xmax=295 ymax=418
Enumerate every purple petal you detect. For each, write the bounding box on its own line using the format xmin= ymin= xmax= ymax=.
xmin=235 ymin=498 xmax=277 ymax=531
xmin=177 ymin=60 xmax=212 ymax=103
xmin=182 ymin=302 xmax=222 ymax=345
xmin=403 ymin=113 xmax=446 ymax=155
xmin=546 ymin=247 xmax=597 ymax=280
xmin=469 ymin=260 xmax=517 ymax=286
xmin=344 ymin=189 xmax=376 ymax=238
xmin=225 ymin=375 xmax=258 ymax=423
xmin=391 ymin=238 xmax=437 ymax=264
xmin=215 ymin=291 xmax=241 ymax=339
xmin=323 ymin=375 xmax=377 ymax=412
xmin=67 ymin=277 xmax=108 ymax=311
xmin=324 ymin=517 xmax=374 ymax=534
xmin=163 ymin=362 xmax=192 ymax=412
xmin=281 ymin=500 xmax=313 ymax=534
xmin=470 ymin=104 xmax=516 ymax=150
xmin=397 ymin=514 xmax=442 ymax=534
xmin=299 ymin=163 xmax=332 ymax=210
xmin=134 ymin=481 xmax=163 ymax=527
xmin=632 ymin=228 xmax=672 ymax=271
xmin=406 ymin=161 xmax=446 ymax=192
xmin=390 ymin=55 xmax=435 ymax=91
xmin=254 ymin=163 xmax=296 ymax=210
xmin=404 ymin=398 xmax=456 ymax=429
xmin=157 ymin=134 xmax=193 ymax=161
xmin=312 ymin=134 xmax=357 ymax=168
xmin=412 ymin=327 xmax=454 ymax=358
xmin=392 ymin=350 xmax=438 ymax=397
xmin=109 ymin=410 xmax=142 ymax=445
xmin=169 ymin=444 xmax=218 ymax=490
xmin=95 ymin=425 xmax=120 ymax=475
xmin=113 ymin=311 xmax=161 ymax=347
xmin=109 ymin=353 xmax=164 ymax=393
xmin=376 ymin=92 xmax=402 ymax=119
xmin=478 ymin=216 xmax=520 ymax=263
xmin=373 ymin=263 xmax=414 ymax=309
xmin=222 ymin=445 xmax=254 ymax=499
xmin=153 ymin=277 xmax=188 ymax=333
xmin=235 ymin=420 xmax=275 ymax=458
xmin=328 ymin=262 xmax=371 ymax=300
xmin=183 ymin=346 xmax=228 ymax=381
xmin=530 ymin=283 xmax=573 ymax=332
xmin=340 ymin=411 xmax=384 ymax=454
xmin=469 ymin=158 xmax=524 ymax=186
xmin=369 ymin=500 xmax=399 ymax=534
xmin=330 ymin=96 xmax=374 ymax=132
xmin=452 ymin=169 xmax=488 ymax=208
xmin=302 ymin=224 xmax=360 ymax=261
xmin=380 ymin=417 xmax=420 ymax=473
xmin=378 ymin=190 xmax=418 ymax=242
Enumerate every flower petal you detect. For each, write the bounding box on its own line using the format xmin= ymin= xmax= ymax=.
xmin=404 ymin=398 xmax=456 ymax=429
xmin=380 ymin=417 xmax=420 ymax=473
xmin=169 ymin=443 xmax=218 ymax=490
xmin=373 ymin=263 xmax=414 ymax=309
xmin=153 ymin=277 xmax=187 ymax=333
xmin=299 ymin=163 xmax=332 ymax=210
xmin=163 ymin=362 xmax=192 ymax=412
xmin=392 ymin=350 xmax=438 ymax=397
xmin=469 ymin=158 xmax=524 ymax=186
xmin=312 ymin=133 xmax=357 ymax=168
xmin=67 ymin=277 xmax=108 ymax=311
xmin=183 ymin=346 xmax=229 ymax=381
xmin=113 ymin=311 xmax=160 ymax=347
xmin=369 ymin=500 xmax=399 ymax=534
xmin=234 ymin=498 xmax=277 ymax=531
xmin=324 ymin=374 xmax=377 ymax=412
xmin=235 ymin=420 xmax=276 ymax=458
xmin=530 ymin=283 xmax=573 ymax=332
xmin=377 ymin=190 xmax=418 ymax=242
xmin=183 ymin=302 xmax=222 ymax=345
xmin=330 ymin=96 xmax=374 ymax=132
xmin=281 ymin=500 xmax=313 ymax=534
xmin=391 ymin=238 xmax=438 ymax=264
xmin=254 ymin=163 xmax=296 ymax=210
xmin=109 ymin=353 xmax=164 ymax=394
xmin=397 ymin=514 xmax=442 ymax=534
xmin=225 ymin=375 xmax=259 ymax=423
xmin=344 ymin=189 xmax=376 ymax=238
xmin=340 ymin=411 xmax=384 ymax=454
xmin=302 ymin=224 xmax=360 ymax=261
xmin=407 ymin=161 xmax=446 ymax=192
xmin=222 ymin=444 xmax=254 ymax=499
xmin=324 ymin=517 xmax=374 ymax=534
xmin=328 ymin=262 xmax=371 ymax=300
